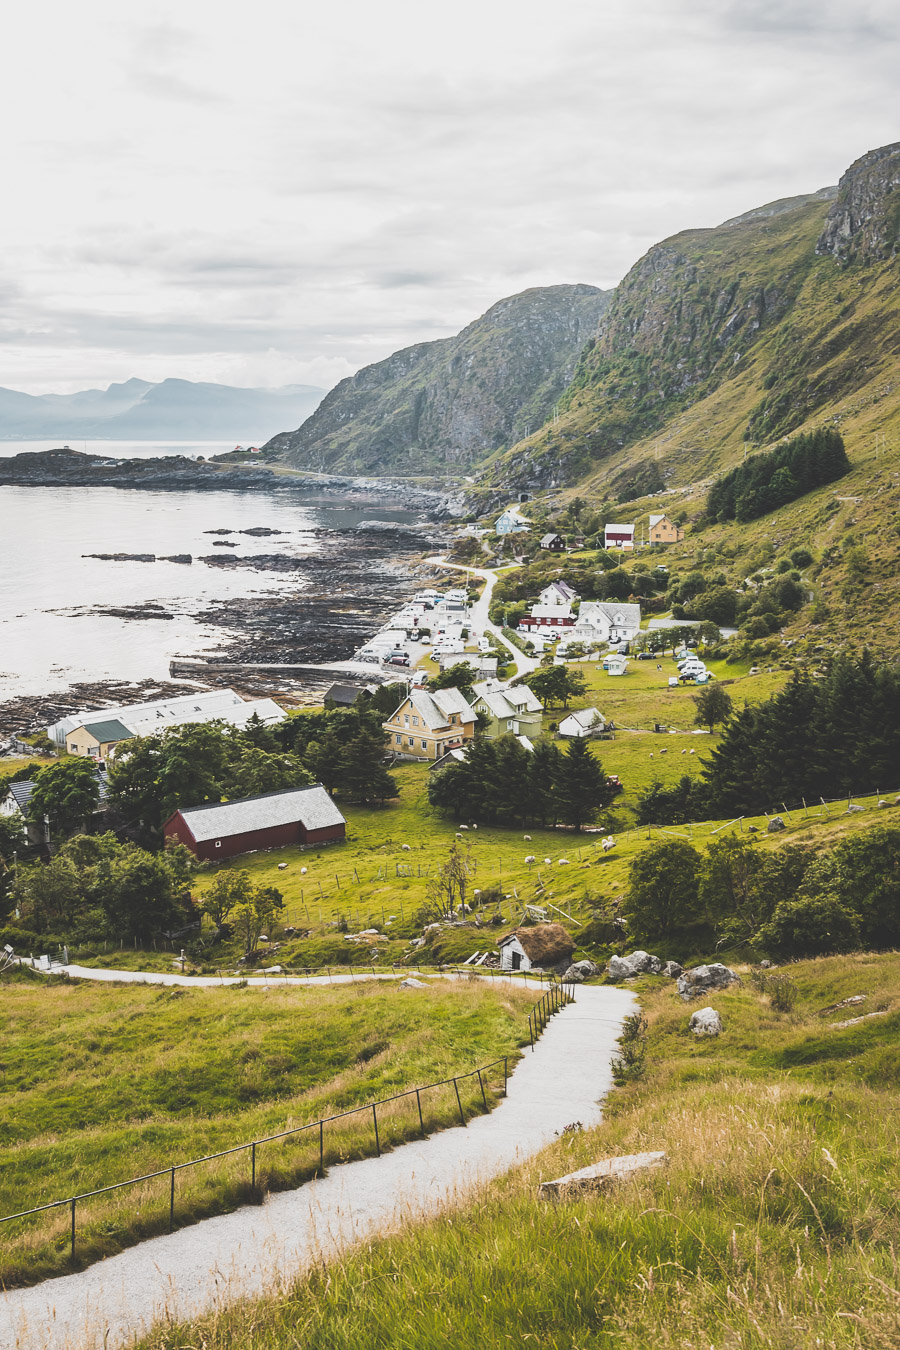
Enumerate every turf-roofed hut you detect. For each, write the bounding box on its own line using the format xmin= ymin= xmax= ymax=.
xmin=498 ymin=922 xmax=575 ymax=972
xmin=163 ymin=785 xmax=346 ymax=861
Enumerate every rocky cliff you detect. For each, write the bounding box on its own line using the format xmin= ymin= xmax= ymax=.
xmin=264 ymin=285 xmax=610 ymax=475
xmin=479 ymin=146 xmax=900 ymax=497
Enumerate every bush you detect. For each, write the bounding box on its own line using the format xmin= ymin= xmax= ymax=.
xmin=610 ymin=1012 xmax=648 ymax=1085
xmin=749 ymin=968 xmax=798 ymax=1012
xmin=759 ymin=892 xmax=861 ymax=958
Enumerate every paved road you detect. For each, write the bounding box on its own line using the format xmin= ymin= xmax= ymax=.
xmin=425 ymin=555 xmax=539 ymax=679
xmin=0 ymin=982 xmax=633 ymax=1350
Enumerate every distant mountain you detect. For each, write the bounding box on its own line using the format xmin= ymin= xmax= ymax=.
xmin=0 ymin=378 xmax=326 ymax=442
xmin=264 ymin=285 xmax=611 ymax=475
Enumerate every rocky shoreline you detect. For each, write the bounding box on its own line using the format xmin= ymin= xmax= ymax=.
xmin=0 ymin=446 xmax=453 ymax=512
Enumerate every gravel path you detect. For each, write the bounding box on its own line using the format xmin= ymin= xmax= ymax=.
xmin=0 ymin=981 xmax=633 ymax=1350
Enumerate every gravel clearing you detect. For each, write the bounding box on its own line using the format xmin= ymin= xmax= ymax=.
xmin=0 ymin=976 xmax=634 ymax=1350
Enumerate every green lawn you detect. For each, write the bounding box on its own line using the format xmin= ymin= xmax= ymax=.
xmin=0 ymin=971 xmax=534 ymax=1285
xmin=137 ymin=950 xmax=900 ymax=1350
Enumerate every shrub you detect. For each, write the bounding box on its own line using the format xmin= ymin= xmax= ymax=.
xmin=750 ymin=968 xmax=799 ymax=1012
xmin=610 ymin=1012 xmax=648 ymax=1085
xmin=759 ymin=892 xmax=861 ymax=958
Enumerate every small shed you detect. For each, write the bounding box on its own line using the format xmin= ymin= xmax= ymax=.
xmin=65 ymin=718 xmax=133 ymax=761
xmin=498 ymin=922 xmax=575 ymax=972
xmin=558 ymin=707 xmax=608 ymax=739
xmin=540 ymin=533 xmax=565 ymax=552
xmin=324 ymin=683 xmax=366 ymax=709
xmin=163 ymin=784 xmax=346 ymax=861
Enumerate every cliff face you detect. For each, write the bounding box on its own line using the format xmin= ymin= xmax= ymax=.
xmin=816 ymin=142 xmax=900 ymax=263
xmin=264 ymin=285 xmax=610 ymax=475
xmin=480 ymin=152 xmax=900 ymax=497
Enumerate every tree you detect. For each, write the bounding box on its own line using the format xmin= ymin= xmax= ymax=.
xmin=693 ymin=684 xmax=733 ymax=734
xmin=230 ymin=881 xmax=284 ymax=956
xmin=521 ymin=666 xmax=586 ymax=710
xmin=552 ymin=738 xmax=613 ymax=831
xmin=12 ymin=855 xmax=86 ymax=933
xmin=29 ymin=758 xmax=100 ymax=836
xmin=339 ymin=730 xmax=397 ymax=803
xmin=0 ymin=816 xmax=26 ymax=920
xmin=427 ymin=662 xmax=478 ymax=696
xmin=200 ymin=868 xmax=257 ymax=936
xmin=623 ymin=839 xmax=705 ymax=944
xmin=96 ymin=849 xmax=195 ymax=942
xmin=226 ymin=747 xmax=312 ymax=799
xmin=426 ymin=841 xmax=476 ymax=920
xmin=360 ymin=683 xmax=407 ymax=718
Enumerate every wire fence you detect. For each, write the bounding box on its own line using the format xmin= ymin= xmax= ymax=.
xmin=0 ymin=977 xmax=574 ymax=1272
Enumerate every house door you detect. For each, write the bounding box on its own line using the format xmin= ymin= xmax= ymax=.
xmin=511 ymin=950 xmax=522 ymax=970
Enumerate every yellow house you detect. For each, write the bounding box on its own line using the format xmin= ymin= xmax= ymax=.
xmin=65 ymin=718 xmax=133 ymax=761
xmin=383 ymin=687 xmax=476 ymax=761
xmin=648 ymin=513 xmax=684 ymax=545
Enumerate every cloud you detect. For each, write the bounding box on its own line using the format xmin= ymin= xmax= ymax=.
xmin=1 ymin=0 xmax=899 ymax=393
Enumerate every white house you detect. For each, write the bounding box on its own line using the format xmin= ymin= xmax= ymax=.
xmin=471 ymin=680 xmax=543 ymax=739
xmin=558 ymin=707 xmax=609 ymax=738
xmin=604 ymin=523 xmax=635 ymax=551
xmin=495 ymin=509 xmax=530 ymax=536
xmin=571 ymin=601 xmax=641 ymax=646
xmin=539 ymin=580 xmax=579 ymax=607
xmin=604 ymin=653 xmax=628 ymax=676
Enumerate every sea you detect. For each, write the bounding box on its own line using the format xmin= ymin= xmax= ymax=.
xmin=0 ymin=442 xmax=421 ymax=701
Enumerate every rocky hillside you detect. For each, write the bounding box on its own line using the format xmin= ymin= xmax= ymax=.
xmin=479 ymin=143 xmax=900 ymax=498
xmin=264 ymin=285 xmax=610 ymax=475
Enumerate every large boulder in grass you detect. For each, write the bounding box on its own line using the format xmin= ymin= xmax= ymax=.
xmin=677 ymin=963 xmax=740 ymax=1002
xmin=606 ymin=950 xmax=663 ymax=981
xmin=663 ymin=960 xmax=683 ymax=978
xmin=607 ymin=955 xmax=638 ymax=981
xmin=689 ymin=1006 xmax=723 ymax=1036
xmin=564 ymin=959 xmax=599 ymax=983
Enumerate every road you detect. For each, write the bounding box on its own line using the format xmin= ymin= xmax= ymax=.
xmin=0 ymin=980 xmax=634 ymax=1350
xmin=425 ymin=555 xmax=539 ymax=679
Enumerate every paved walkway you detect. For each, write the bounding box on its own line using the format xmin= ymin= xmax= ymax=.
xmin=425 ymin=556 xmax=539 ymax=679
xmin=0 ymin=982 xmax=634 ymax=1350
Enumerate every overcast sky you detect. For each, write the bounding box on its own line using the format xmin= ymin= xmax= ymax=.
xmin=1 ymin=0 xmax=898 ymax=395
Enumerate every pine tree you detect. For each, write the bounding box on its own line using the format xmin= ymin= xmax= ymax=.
xmin=554 ymin=738 xmax=612 ymax=831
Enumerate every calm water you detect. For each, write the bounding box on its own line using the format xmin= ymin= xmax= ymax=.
xmin=0 ymin=484 xmax=418 ymax=699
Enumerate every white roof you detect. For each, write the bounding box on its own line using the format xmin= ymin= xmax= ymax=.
xmin=528 ymin=604 xmax=573 ymax=620
xmin=49 ymin=688 xmax=246 ymax=741
xmin=561 ymin=707 xmax=606 ymax=730
xmin=175 ymin=785 xmax=345 ymax=843
xmin=127 ymin=697 xmax=284 ymax=738
xmin=649 ymin=514 xmax=667 ymax=527
xmin=605 ymin=522 xmax=635 ymax=536
xmin=575 ymin=601 xmax=642 ymax=630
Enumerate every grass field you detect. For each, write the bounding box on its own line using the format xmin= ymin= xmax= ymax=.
xmin=0 ymin=971 xmax=534 ymax=1285
xmin=137 ymin=950 xmax=900 ymax=1349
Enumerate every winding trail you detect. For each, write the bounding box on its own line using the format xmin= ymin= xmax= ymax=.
xmin=0 ymin=980 xmax=633 ymax=1350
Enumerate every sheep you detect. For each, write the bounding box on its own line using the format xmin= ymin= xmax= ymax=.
xmin=401 ymin=843 xmax=411 ymax=851
xmin=544 ymin=857 xmax=552 ymax=865
xmin=300 ymin=866 xmax=308 ymax=875
xmin=524 ymin=855 xmax=536 ymax=865
xmin=689 ymin=749 xmax=695 ymax=755
xmin=459 ymin=824 xmax=469 ymax=830
xmin=524 ymin=834 xmax=532 ymax=841
xmin=558 ymin=858 xmax=570 ymax=866
xmin=456 ymin=832 xmax=463 ymax=839
xmin=277 ymin=862 xmax=288 ymax=870
xmin=471 ymin=824 xmax=478 ymax=830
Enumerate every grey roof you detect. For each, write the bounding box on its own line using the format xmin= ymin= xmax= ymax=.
xmin=173 ymin=785 xmax=346 ymax=843
xmin=80 ymin=718 xmax=133 ymax=743
xmin=6 ymin=781 xmax=35 ymax=812
xmin=540 ymin=533 xmax=562 ymax=546
xmin=324 ymin=683 xmax=365 ymax=705
xmin=405 ymin=686 xmax=475 ymax=732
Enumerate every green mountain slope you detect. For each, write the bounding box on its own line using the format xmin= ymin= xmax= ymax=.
xmin=480 ymin=144 xmax=900 ymax=499
xmin=263 ymin=285 xmax=610 ymax=475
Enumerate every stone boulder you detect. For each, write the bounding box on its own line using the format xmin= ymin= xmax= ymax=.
xmin=564 ymin=959 xmax=599 ymax=983
xmin=399 ymin=977 xmax=427 ymax=990
xmin=663 ymin=960 xmax=683 ymax=978
xmin=689 ymin=1007 xmax=723 ymax=1036
xmin=767 ymin=816 xmax=786 ymax=833
xmin=677 ymin=963 xmax=740 ymax=1002
xmin=606 ymin=950 xmax=663 ymax=981
xmin=606 ymin=955 xmax=637 ymax=981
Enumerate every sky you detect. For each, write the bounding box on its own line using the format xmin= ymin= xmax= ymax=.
xmin=1 ymin=0 xmax=898 ymax=395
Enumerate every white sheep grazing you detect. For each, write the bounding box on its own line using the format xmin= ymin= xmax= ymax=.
xmin=689 ymin=749 xmax=695 ymax=755
xmin=401 ymin=843 xmax=411 ymax=851
xmin=524 ymin=834 xmax=532 ymax=841
xmin=524 ymin=855 xmax=536 ymax=865
xmin=300 ymin=866 xmax=308 ymax=875
xmin=649 ymin=752 xmax=654 ymax=758
xmin=459 ymin=824 xmax=469 ymax=830
xmin=471 ymin=823 xmax=478 ymax=830
xmin=558 ymin=858 xmax=570 ymax=866
xmin=455 ymin=832 xmax=463 ymax=839
xmin=544 ymin=857 xmax=552 ymax=865
xmin=278 ymin=862 xmax=288 ymax=870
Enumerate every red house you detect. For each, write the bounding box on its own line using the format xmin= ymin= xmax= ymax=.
xmin=163 ymin=785 xmax=346 ymax=861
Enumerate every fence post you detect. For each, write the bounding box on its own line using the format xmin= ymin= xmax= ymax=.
xmin=504 ymin=1056 xmax=508 ymax=1095
xmin=416 ymin=1087 xmax=425 ymax=1137
xmin=251 ymin=1141 xmax=256 ymax=1190
xmin=319 ymin=1119 xmax=324 ymax=1175
xmin=477 ymin=1068 xmax=487 ymax=1112
xmin=170 ymin=1167 xmax=175 ymax=1231
xmin=70 ymin=1197 xmax=76 ymax=1260
xmin=372 ymin=1103 xmax=381 ymax=1156
xmin=453 ymin=1078 xmax=466 ymax=1126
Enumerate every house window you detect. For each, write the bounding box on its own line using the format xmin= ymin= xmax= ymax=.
xmin=408 ymin=737 xmax=415 ymax=746
xmin=412 ymin=716 xmax=419 ymax=727
xmin=507 ymin=719 xmax=514 ymax=731
xmin=421 ymin=739 xmax=427 ymax=748
xmin=396 ymin=734 xmax=401 ymax=744
xmin=404 ymin=715 xmax=410 ymax=726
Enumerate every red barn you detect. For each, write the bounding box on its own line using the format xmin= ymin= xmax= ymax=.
xmin=163 ymin=785 xmax=346 ymax=861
